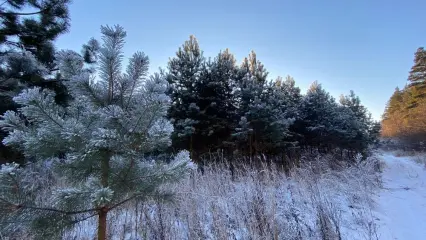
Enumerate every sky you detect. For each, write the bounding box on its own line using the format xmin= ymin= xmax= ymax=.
xmin=55 ymin=0 xmax=426 ymax=120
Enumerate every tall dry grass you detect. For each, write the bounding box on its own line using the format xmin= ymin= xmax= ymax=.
xmin=57 ymin=152 xmax=382 ymax=240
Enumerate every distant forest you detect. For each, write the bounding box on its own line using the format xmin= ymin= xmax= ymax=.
xmin=381 ymin=47 xmax=426 ymax=148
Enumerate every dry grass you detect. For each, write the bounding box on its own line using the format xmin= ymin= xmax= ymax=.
xmin=57 ymin=153 xmax=382 ymax=240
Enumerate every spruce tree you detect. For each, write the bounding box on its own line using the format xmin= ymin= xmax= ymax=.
xmin=0 ymin=25 xmax=194 ymax=240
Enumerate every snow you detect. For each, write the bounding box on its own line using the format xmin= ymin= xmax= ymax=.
xmin=375 ymin=152 xmax=426 ymax=240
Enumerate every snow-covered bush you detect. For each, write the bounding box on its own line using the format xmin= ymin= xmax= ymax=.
xmin=0 ymin=25 xmax=194 ymax=240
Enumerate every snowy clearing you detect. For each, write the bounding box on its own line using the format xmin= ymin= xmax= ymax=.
xmin=376 ymin=152 xmax=426 ymax=240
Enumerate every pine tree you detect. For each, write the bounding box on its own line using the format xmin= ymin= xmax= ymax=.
xmin=408 ymin=47 xmax=426 ymax=85
xmin=232 ymin=51 xmax=268 ymax=156
xmin=275 ymin=76 xmax=303 ymax=147
xmin=252 ymin=80 xmax=296 ymax=153
xmin=0 ymin=0 xmax=73 ymax=164
xmin=194 ymin=49 xmax=236 ymax=153
xmin=338 ymin=91 xmax=373 ymax=155
xmin=0 ymin=0 xmax=71 ymax=68
xmin=381 ymin=88 xmax=401 ymax=138
xmin=167 ymin=35 xmax=204 ymax=157
xmin=0 ymin=25 xmax=194 ymax=240
xmin=405 ymin=47 xmax=426 ymax=110
xmin=299 ymin=81 xmax=339 ymax=151
xmin=381 ymin=47 xmax=426 ymax=146
xmin=240 ymin=50 xmax=268 ymax=83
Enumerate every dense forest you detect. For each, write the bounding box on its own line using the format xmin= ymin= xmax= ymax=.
xmin=381 ymin=47 xmax=426 ymax=148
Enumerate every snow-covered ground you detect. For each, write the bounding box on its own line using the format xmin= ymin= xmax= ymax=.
xmin=375 ymin=152 xmax=426 ymax=240
xmin=59 ymin=151 xmax=426 ymax=239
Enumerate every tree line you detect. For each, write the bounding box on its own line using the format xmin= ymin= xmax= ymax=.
xmin=382 ymin=47 xmax=426 ymax=148
xmin=166 ymin=36 xmax=380 ymax=162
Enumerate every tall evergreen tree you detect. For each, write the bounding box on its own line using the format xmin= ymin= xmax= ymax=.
xmin=275 ymin=75 xmax=303 ymax=147
xmin=167 ymin=35 xmax=204 ymax=157
xmin=299 ymin=81 xmax=339 ymax=151
xmin=0 ymin=25 xmax=194 ymax=240
xmin=406 ymin=47 xmax=426 ymax=109
xmin=382 ymin=47 xmax=426 ymax=145
xmin=232 ymin=51 xmax=268 ymax=156
xmin=0 ymin=0 xmax=71 ymax=68
xmin=0 ymin=0 xmax=73 ymax=163
xmin=194 ymin=49 xmax=236 ymax=153
xmin=408 ymin=47 xmax=426 ymax=85
xmin=339 ymin=90 xmax=374 ymax=154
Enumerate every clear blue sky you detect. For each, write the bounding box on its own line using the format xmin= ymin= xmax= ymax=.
xmin=56 ymin=0 xmax=426 ymax=120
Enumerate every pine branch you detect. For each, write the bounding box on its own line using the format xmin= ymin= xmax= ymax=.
xmin=12 ymin=204 xmax=99 ymax=215
xmin=107 ymin=191 xmax=169 ymax=212
xmin=70 ymin=212 xmax=98 ymax=224
xmin=108 ymin=194 xmax=138 ymax=211
xmin=0 ymin=9 xmax=45 ymax=16
xmin=33 ymin=101 xmax=63 ymax=128
xmin=0 ymin=2 xmax=54 ymax=16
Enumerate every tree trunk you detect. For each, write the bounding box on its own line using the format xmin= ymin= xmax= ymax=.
xmin=98 ymin=208 xmax=108 ymax=240
xmin=98 ymin=155 xmax=110 ymax=240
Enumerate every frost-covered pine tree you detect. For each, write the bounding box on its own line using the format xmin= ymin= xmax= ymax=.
xmin=194 ymin=49 xmax=236 ymax=152
xmin=167 ymin=35 xmax=204 ymax=156
xmin=339 ymin=90 xmax=379 ymax=155
xmin=0 ymin=25 xmax=194 ymax=240
xmin=299 ymin=81 xmax=339 ymax=151
xmin=232 ymin=69 xmax=265 ymax=156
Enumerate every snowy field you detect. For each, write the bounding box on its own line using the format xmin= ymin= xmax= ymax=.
xmin=56 ymin=152 xmax=426 ymax=239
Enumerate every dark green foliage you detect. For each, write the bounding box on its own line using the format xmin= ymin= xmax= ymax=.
xmin=166 ymin=35 xmax=204 ymax=155
xmin=0 ymin=0 xmax=72 ymax=164
xmin=298 ymin=81 xmax=339 ymax=151
xmin=166 ymin=36 xmax=378 ymax=161
xmin=0 ymin=0 xmax=71 ymax=68
xmin=193 ymin=49 xmax=236 ymax=152
xmin=338 ymin=90 xmax=373 ymax=153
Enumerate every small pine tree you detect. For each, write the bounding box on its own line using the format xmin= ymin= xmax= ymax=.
xmin=0 ymin=25 xmax=194 ymax=240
